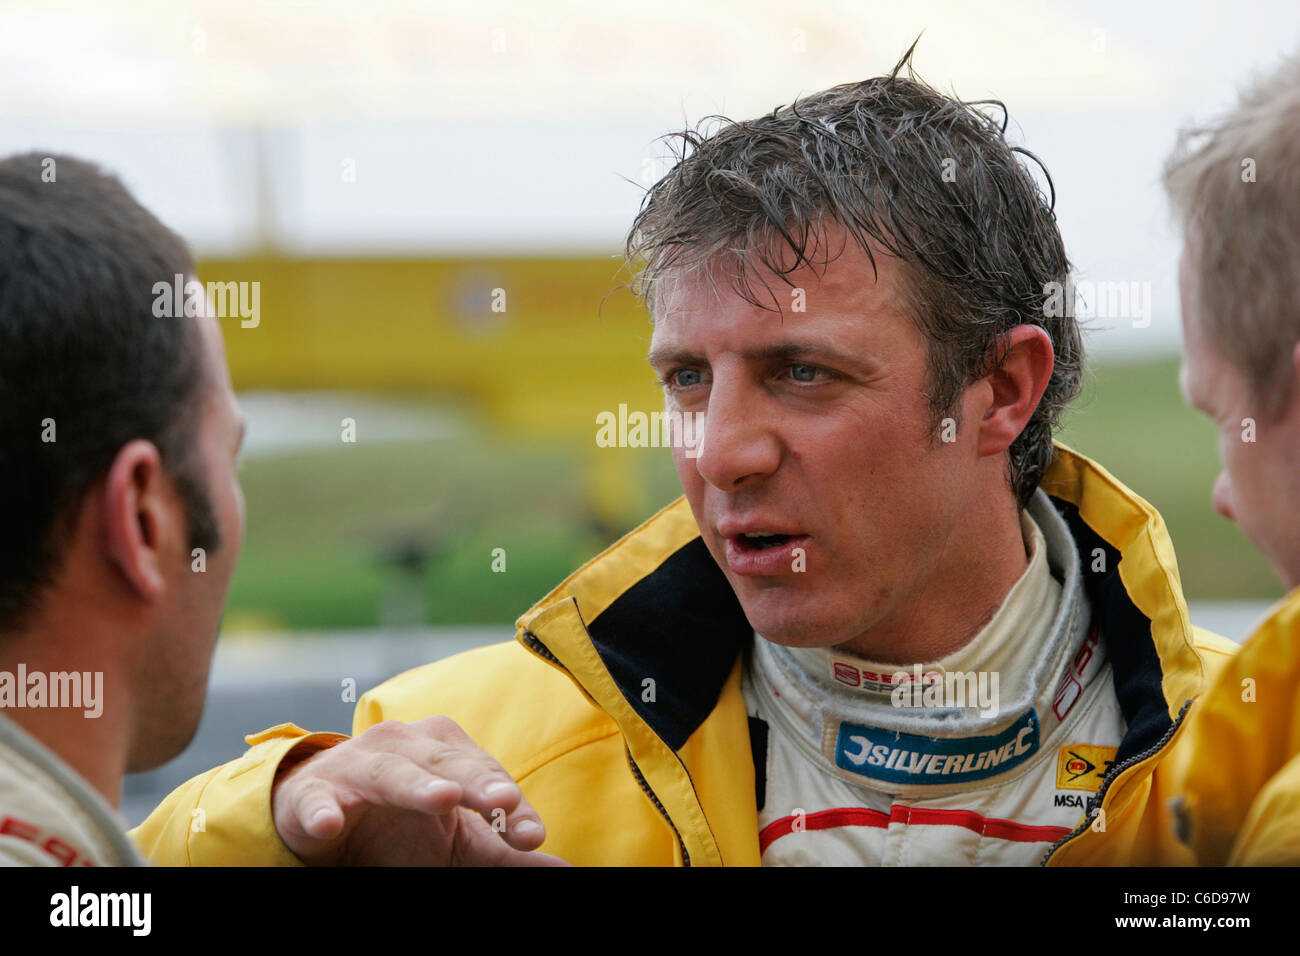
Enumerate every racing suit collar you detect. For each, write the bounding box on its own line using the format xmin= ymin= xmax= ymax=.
xmin=516 ymin=442 xmax=1210 ymax=782
xmin=747 ymin=489 xmax=1095 ymax=795
xmin=785 ymin=496 xmax=1061 ymax=706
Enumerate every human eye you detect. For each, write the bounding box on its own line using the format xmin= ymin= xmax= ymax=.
xmin=660 ymin=367 xmax=709 ymax=390
xmin=782 ymin=362 xmax=835 ymax=385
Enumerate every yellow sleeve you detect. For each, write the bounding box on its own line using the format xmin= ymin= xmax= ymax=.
xmin=129 ymin=643 xmax=570 ymax=866
xmin=128 ymin=723 xmax=347 ymax=866
xmin=1229 ymin=752 xmax=1300 ymax=865
xmin=1180 ymin=594 xmax=1300 ymax=864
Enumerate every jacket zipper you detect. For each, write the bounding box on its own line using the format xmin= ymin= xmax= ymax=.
xmin=1039 ymin=698 xmax=1192 ymax=866
xmin=626 ymin=749 xmax=692 ymax=867
xmin=522 ymin=630 xmax=693 ymax=867
xmin=521 ymin=631 xmax=562 ymax=666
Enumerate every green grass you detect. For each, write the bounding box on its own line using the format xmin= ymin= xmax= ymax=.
xmin=224 ymin=434 xmax=681 ymax=632
xmin=222 ymin=360 xmax=1283 ymax=632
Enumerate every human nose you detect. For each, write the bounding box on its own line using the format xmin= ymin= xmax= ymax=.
xmin=1211 ymin=469 xmax=1236 ymax=522
xmin=690 ymin=374 xmax=781 ymax=491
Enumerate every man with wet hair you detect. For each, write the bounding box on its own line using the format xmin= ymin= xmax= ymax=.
xmin=136 ymin=48 xmax=1237 ymax=866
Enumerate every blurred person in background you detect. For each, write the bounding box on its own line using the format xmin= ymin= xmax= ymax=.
xmin=135 ymin=47 xmax=1240 ymax=867
xmin=1166 ymin=52 xmax=1300 ymax=866
xmin=0 ymin=154 xmax=556 ymax=867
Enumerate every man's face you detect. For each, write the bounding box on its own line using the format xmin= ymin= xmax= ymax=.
xmin=649 ymin=235 xmax=982 ymax=659
xmin=129 ymin=295 xmax=246 ymax=770
xmin=1178 ymin=246 xmax=1300 ymax=590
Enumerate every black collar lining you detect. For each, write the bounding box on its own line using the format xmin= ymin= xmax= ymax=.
xmin=584 ymin=498 xmax=1175 ymax=763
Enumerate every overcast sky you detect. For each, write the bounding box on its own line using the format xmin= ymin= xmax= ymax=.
xmin=1 ymin=0 xmax=1297 ymax=360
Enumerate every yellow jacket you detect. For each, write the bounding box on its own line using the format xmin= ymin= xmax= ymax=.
xmin=1174 ymin=586 xmax=1300 ymax=865
xmin=131 ymin=444 xmax=1238 ymax=866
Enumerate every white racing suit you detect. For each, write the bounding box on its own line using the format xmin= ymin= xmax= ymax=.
xmin=746 ymin=489 xmax=1125 ymax=865
xmin=0 ymin=711 xmax=145 ymax=866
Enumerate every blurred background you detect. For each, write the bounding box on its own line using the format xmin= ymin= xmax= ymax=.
xmin=0 ymin=0 xmax=1296 ymax=823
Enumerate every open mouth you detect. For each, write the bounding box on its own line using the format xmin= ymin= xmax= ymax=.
xmin=734 ymin=532 xmax=793 ymax=551
xmin=722 ymin=529 xmax=810 ymax=575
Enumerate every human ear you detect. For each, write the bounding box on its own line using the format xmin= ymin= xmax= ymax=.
xmin=976 ymin=325 xmax=1055 ymax=459
xmin=101 ymin=439 xmax=176 ymax=601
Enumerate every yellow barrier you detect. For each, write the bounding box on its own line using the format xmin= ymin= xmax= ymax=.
xmin=201 ymin=254 xmax=668 ymax=523
xmin=201 ymin=255 xmax=664 ymax=435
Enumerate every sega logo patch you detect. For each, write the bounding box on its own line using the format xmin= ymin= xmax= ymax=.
xmin=834 ymin=710 xmax=1040 ymax=785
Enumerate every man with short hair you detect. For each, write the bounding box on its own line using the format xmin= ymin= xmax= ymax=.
xmin=0 ymin=154 xmax=555 ymax=867
xmin=135 ymin=49 xmax=1237 ymax=867
xmin=0 ymin=153 xmax=245 ymax=865
xmin=1165 ymin=52 xmax=1300 ymax=866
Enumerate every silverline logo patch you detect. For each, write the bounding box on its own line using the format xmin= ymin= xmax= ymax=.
xmin=835 ymin=709 xmax=1040 ymax=784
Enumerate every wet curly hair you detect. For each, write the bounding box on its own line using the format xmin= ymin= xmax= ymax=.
xmin=625 ymin=40 xmax=1081 ymax=508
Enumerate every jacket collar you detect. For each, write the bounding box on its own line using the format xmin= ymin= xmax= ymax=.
xmin=517 ymin=441 xmax=1212 ymax=778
